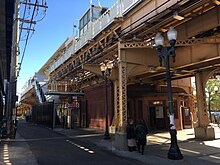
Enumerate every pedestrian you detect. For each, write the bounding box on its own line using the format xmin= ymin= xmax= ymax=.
xmin=13 ymin=118 xmax=18 ymax=138
xmin=135 ymin=119 xmax=148 ymax=155
xmin=126 ymin=118 xmax=136 ymax=152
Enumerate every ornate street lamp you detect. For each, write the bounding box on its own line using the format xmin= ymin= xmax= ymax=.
xmin=100 ymin=60 xmax=114 ymax=139
xmin=155 ymin=26 xmax=183 ymax=160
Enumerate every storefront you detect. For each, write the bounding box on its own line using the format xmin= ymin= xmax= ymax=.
xmin=127 ymin=84 xmax=193 ymax=131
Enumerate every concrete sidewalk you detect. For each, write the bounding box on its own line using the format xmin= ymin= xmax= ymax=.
xmin=0 ymin=124 xmax=220 ymax=165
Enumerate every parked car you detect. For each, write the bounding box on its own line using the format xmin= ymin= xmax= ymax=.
xmin=212 ymin=112 xmax=220 ymax=127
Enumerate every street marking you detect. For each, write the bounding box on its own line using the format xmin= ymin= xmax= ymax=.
xmin=3 ymin=143 xmax=12 ymax=165
xmin=66 ymin=139 xmax=95 ymax=154
xmin=0 ymin=136 xmax=66 ymax=142
xmin=74 ymin=134 xmax=102 ymax=138
xmin=180 ymin=148 xmax=201 ymax=154
xmin=181 ymin=148 xmax=220 ymax=160
xmin=209 ymin=155 xmax=220 ymax=160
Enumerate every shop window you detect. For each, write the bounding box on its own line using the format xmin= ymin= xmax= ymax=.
xmin=155 ymin=106 xmax=164 ymax=119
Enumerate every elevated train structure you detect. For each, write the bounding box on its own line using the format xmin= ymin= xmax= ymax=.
xmin=19 ymin=0 xmax=220 ymax=149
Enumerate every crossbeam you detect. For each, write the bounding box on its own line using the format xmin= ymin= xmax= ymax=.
xmin=120 ymin=36 xmax=220 ymax=49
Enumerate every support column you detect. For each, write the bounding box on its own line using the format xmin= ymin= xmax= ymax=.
xmin=109 ymin=81 xmax=119 ymax=134
xmin=114 ymin=81 xmax=120 ymax=128
xmin=115 ymin=47 xmax=128 ymax=150
xmin=195 ymin=72 xmax=215 ymax=140
xmin=118 ymin=61 xmax=127 ymax=131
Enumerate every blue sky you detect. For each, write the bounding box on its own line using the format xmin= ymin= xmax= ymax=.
xmin=17 ymin=0 xmax=116 ymax=94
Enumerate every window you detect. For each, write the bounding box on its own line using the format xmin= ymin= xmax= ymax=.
xmin=79 ymin=10 xmax=91 ymax=36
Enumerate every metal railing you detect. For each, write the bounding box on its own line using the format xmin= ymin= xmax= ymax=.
xmin=49 ymin=0 xmax=126 ymax=74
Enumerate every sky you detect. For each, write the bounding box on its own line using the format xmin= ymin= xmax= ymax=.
xmin=17 ymin=0 xmax=116 ymax=95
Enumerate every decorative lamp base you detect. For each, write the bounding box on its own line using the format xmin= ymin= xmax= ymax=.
xmin=167 ymin=129 xmax=183 ymax=160
xmin=104 ymin=131 xmax=110 ymax=140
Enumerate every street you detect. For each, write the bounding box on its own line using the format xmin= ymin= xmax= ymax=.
xmin=1 ymin=120 xmax=220 ymax=165
xmin=1 ymin=120 xmax=141 ymax=165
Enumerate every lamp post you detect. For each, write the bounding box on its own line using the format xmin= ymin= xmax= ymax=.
xmin=155 ymin=26 xmax=183 ymax=160
xmin=100 ymin=60 xmax=113 ymax=140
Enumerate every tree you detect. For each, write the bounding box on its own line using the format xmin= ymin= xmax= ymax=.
xmin=206 ymin=78 xmax=220 ymax=112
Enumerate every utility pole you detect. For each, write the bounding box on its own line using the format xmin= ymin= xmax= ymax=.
xmin=6 ymin=0 xmax=48 ymax=138
xmin=17 ymin=0 xmax=48 ymax=77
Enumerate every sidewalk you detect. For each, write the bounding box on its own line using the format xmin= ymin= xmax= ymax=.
xmin=0 ymin=124 xmax=220 ymax=165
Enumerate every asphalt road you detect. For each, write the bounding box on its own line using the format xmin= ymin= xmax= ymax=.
xmin=17 ymin=121 xmax=141 ymax=165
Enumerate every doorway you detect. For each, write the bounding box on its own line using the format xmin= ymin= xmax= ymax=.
xmin=149 ymin=106 xmax=167 ymax=130
xmin=181 ymin=107 xmax=192 ymax=129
